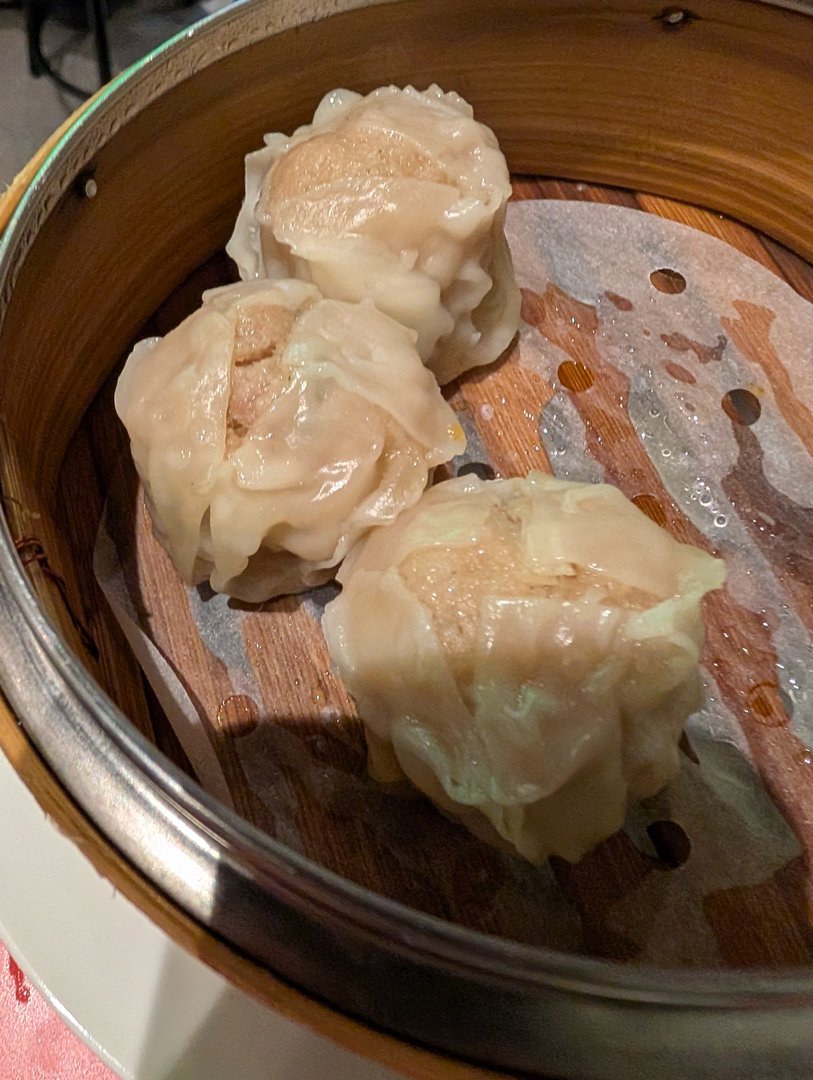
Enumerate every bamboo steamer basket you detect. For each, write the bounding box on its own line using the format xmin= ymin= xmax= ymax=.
xmin=1 ymin=1 xmax=812 ymax=1077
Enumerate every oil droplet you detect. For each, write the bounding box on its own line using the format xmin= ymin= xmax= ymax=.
xmin=699 ymin=492 xmax=713 ymax=507
xmin=661 ymin=448 xmax=672 ymax=459
xmin=216 ymin=694 xmax=259 ymax=737
xmin=557 ymin=360 xmax=595 ymax=392
xmin=714 ymin=514 xmax=728 ymax=528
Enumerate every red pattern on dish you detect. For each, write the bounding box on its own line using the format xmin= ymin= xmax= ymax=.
xmin=1 ymin=940 xmax=113 ymax=1078
xmin=8 ymin=956 xmax=30 ymax=1004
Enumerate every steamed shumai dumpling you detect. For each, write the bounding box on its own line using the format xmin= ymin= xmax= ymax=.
xmin=114 ymin=280 xmax=465 ymax=603
xmin=226 ymin=85 xmax=521 ymax=385
xmin=323 ymin=473 xmax=725 ymax=863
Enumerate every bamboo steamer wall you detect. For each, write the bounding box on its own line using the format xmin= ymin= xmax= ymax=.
xmin=0 ymin=0 xmax=812 ymax=1077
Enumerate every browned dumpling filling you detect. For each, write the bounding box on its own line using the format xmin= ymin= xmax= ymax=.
xmin=227 ymin=85 xmax=521 ymax=385
xmin=115 ymin=279 xmax=465 ymax=602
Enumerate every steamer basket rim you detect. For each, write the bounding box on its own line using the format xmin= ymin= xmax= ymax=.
xmin=1 ymin=0 xmax=813 ymax=1015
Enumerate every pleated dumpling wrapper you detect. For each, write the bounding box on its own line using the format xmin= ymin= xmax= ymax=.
xmin=323 ymin=472 xmax=725 ymax=863
xmin=226 ymin=85 xmax=521 ymax=385
xmin=115 ymin=279 xmax=465 ymax=603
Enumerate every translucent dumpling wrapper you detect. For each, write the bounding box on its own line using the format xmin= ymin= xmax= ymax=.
xmin=226 ymin=84 xmax=521 ymax=385
xmin=322 ymin=472 xmax=726 ymax=863
xmin=115 ymin=279 xmax=465 ymax=602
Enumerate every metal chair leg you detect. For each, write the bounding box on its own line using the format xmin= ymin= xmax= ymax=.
xmin=23 ymin=0 xmax=46 ymax=76
xmin=22 ymin=0 xmax=98 ymax=98
xmin=84 ymin=0 xmax=112 ymax=85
